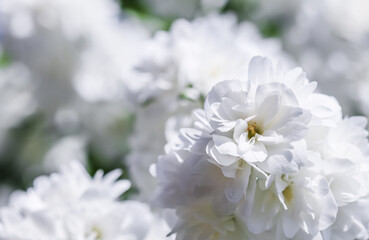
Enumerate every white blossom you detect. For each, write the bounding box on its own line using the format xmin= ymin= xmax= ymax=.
xmin=306 ymin=116 xmax=369 ymax=239
xmin=126 ymin=14 xmax=291 ymax=201
xmin=169 ymin=202 xmax=249 ymax=240
xmin=154 ymin=56 xmax=369 ymax=239
xmin=0 ymin=161 xmax=173 ymax=240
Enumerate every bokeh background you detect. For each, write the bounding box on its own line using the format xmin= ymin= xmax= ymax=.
xmin=0 ymin=0 xmax=368 ymax=205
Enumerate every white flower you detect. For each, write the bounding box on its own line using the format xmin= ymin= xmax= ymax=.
xmin=306 ymin=116 xmax=369 ymax=239
xmin=201 ymin=56 xmax=339 ymax=202
xmin=7 ymin=161 xmax=130 ymax=213
xmin=0 ymin=161 xmax=173 ymax=240
xmin=0 ymin=0 xmax=148 ymax=110
xmin=0 ymin=0 xmax=148 ymax=166
xmin=128 ymin=14 xmax=290 ymax=106
xmin=126 ymin=14 xmax=291 ymax=201
xmin=169 ymin=202 xmax=249 ymax=240
xmin=323 ymin=199 xmax=369 ymax=240
xmin=204 ymin=79 xmax=310 ymax=177
xmin=127 ymin=100 xmax=197 ymax=201
xmin=153 ymin=56 xmax=369 ymax=239
xmin=154 ymin=144 xmax=226 ymax=211
xmin=239 ymin=170 xmax=337 ymax=239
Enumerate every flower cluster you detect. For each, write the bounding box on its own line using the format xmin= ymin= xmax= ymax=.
xmin=154 ymin=56 xmax=369 ymax=239
xmin=0 ymin=0 xmax=148 ymax=176
xmin=126 ymin=14 xmax=291 ymax=201
xmin=0 ymin=161 xmax=172 ymax=240
xmin=1 ymin=0 xmax=369 ymax=239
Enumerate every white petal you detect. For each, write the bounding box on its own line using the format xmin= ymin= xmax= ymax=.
xmin=255 ymin=89 xmax=281 ymax=123
xmin=233 ymin=119 xmax=248 ymax=143
xmin=224 ymin=166 xmax=251 ymax=203
xmin=256 ymin=131 xmax=283 ymax=145
xmin=241 ymin=141 xmax=267 ymax=163
xmin=213 ymin=134 xmax=239 ymax=157
xmin=248 ymin=56 xmax=274 ymax=84
xmin=207 ymin=141 xmax=238 ymax=167
xmin=282 ymin=210 xmax=300 ymax=238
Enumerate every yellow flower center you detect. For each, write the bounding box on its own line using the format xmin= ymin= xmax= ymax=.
xmin=282 ymin=185 xmax=293 ymax=204
xmin=247 ymin=121 xmax=262 ymax=139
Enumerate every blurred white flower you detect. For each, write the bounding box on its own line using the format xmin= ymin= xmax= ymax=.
xmin=274 ymin=0 xmax=369 ymax=116
xmin=0 ymin=63 xmax=36 ymax=130
xmin=0 ymin=0 xmax=149 ymax=167
xmin=0 ymin=62 xmax=36 ymax=155
xmin=141 ymin=0 xmax=228 ymax=19
xmin=43 ymin=135 xmax=87 ymax=171
xmin=0 ymin=0 xmax=149 ymax=109
xmin=8 ymin=161 xmax=130 ymax=212
xmin=127 ymin=14 xmax=291 ymax=105
xmin=323 ymin=0 xmax=369 ymax=44
xmin=0 ymin=161 xmax=173 ymax=240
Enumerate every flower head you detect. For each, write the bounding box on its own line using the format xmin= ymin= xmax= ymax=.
xmin=154 ymin=56 xmax=369 ymax=240
xmin=0 ymin=161 xmax=172 ymax=240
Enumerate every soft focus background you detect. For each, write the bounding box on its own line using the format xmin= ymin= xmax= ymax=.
xmin=0 ymin=0 xmax=368 ymax=206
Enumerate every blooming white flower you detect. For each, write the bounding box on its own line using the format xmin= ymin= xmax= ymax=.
xmin=154 ymin=56 xmax=369 ymax=239
xmin=200 ymin=57 xmax=338 ymax=205
xmin=204 ymin=79 xmax=310 ymax=177
xmin=239 ymin=170 xmax=337 ymax=239
xmin=126 ymin=14 xmax=292 ymax=201
xmin=306 ymin=116 xmax=369 ymax=239
xmin=169 ymin=202 xmax=249 ymax=240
